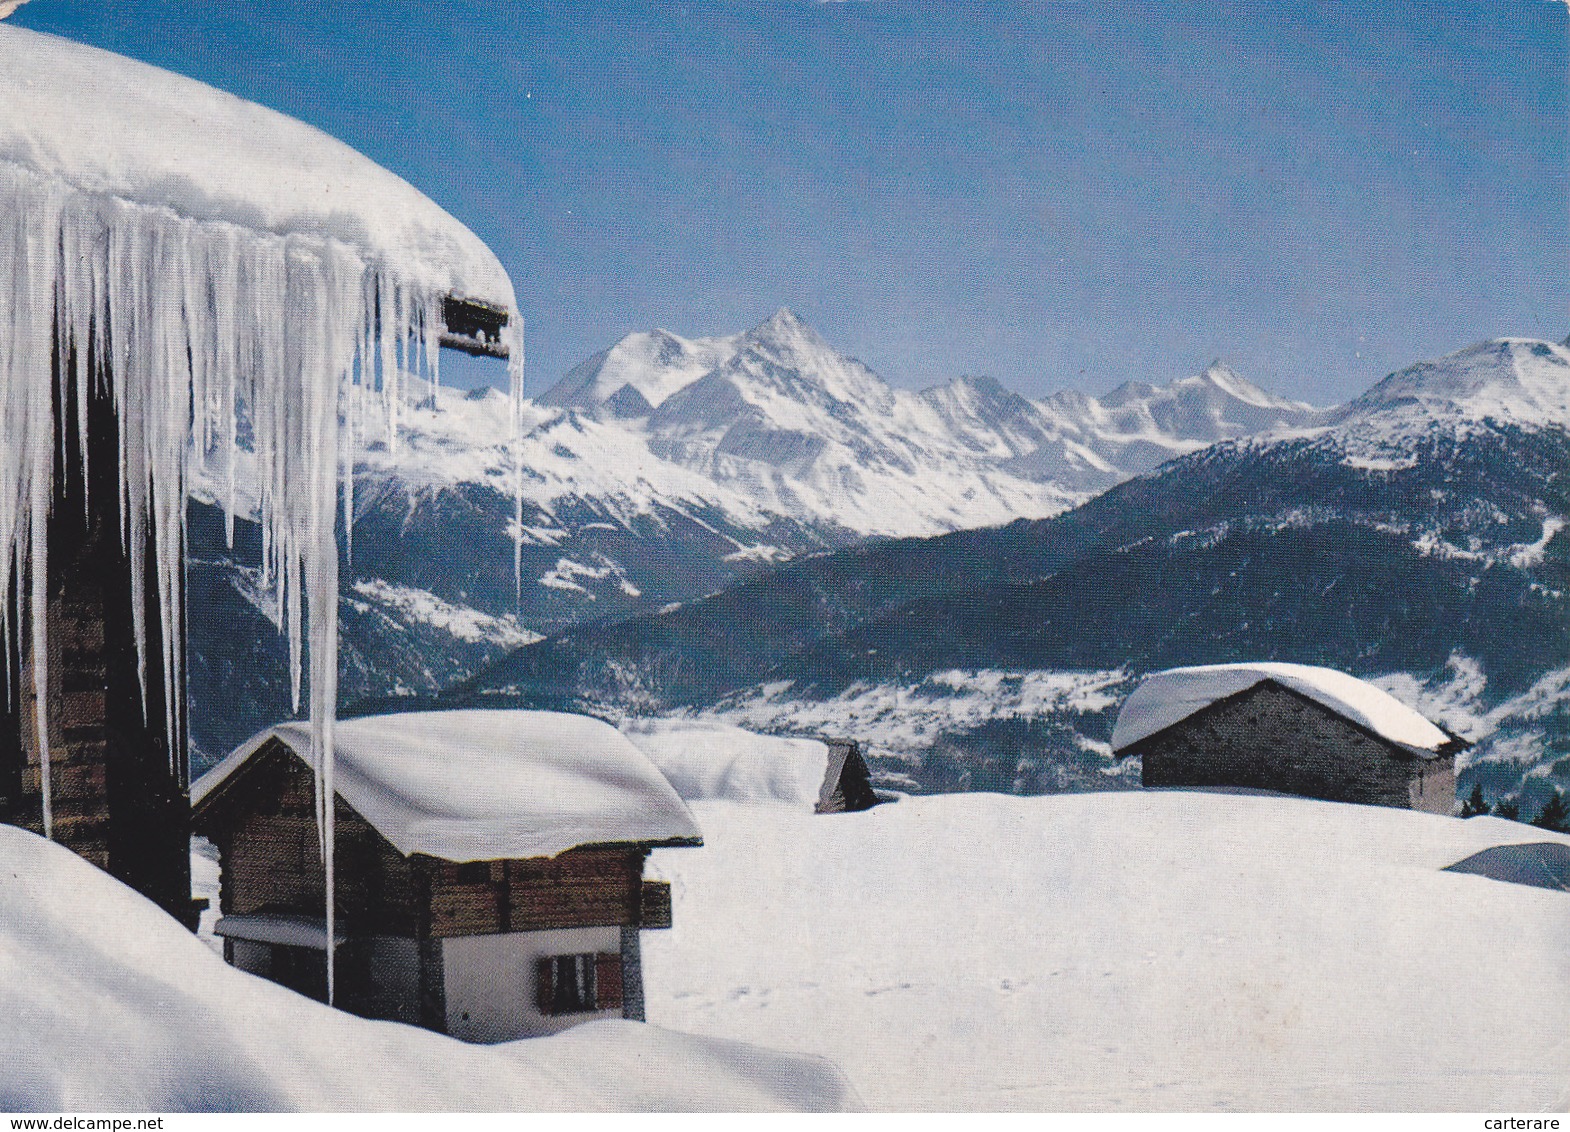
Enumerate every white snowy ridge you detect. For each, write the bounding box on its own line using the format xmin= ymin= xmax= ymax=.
xmin=0 ymin=25 xmax=522 ymax=1001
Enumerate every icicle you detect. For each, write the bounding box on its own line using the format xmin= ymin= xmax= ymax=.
xmin=425 ymin=293 xmax=441 ymax=393
xmin=0 ymin=163 xmax=483 ymax=1008
xmin=508 ymin=315 xmax=527 ymax=607
xmin=28 ymin=506 xmax=49 ymax=838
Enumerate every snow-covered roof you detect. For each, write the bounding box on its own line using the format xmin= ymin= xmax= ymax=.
xmin=620 ymin=720 xmax=832 ymax=808
xmin=1110 ymin=663 xmax=1454 ymax=756
xmin=214 ymin=912 xmax=344 ymax=950
xmin=0 ymin=24 xmax=512 ymax=304
xmin=194 ymin=710 xmax=703 ymax=862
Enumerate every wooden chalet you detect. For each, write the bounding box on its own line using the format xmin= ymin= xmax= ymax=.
xmin=618 ymin=722 xmax=883 ymax=811
xmin=1111 ymin=663 xmax=1468 ymax=813
xmin=192 ymin=709 xmax=701 ymax=1042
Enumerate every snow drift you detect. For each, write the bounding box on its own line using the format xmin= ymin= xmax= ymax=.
xmin=644 ymin=792 xmax=1570 ymax=1110
xmin=0 ymin=823 xmax=854 ymax=1111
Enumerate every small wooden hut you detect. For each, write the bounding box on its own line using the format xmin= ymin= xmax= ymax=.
xmin=1112 ymin=663 xmax=1467 ymax=813
xmin=192 ymin=709 xmax=700 ymax=1042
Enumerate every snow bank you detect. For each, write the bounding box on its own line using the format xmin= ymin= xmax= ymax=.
xmin=1111 ymin=662 xmax=1453 ymax=754
xmin=0 ymin=26 xmax=510 ymax=301
xmin=196 ymin=710 xmax=702 ymax=862
xmin=644 ymin=792 xmax=1570 ymax=1111
xmin=620 ymin=720 xmax=830 ymax=807
xmin=0 ymin=825 xmax=854 ymax=1111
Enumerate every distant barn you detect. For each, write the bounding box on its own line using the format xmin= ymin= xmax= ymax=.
xmin=1111 ymin=663 xmax=1467 ymax=813
xmin=192 ymin=709 xmax=700 ymax=1042
xmin=817 ymin=739 xmax=880 ymax=813
xmin=619 ymin=720 xmax=879 ymax=812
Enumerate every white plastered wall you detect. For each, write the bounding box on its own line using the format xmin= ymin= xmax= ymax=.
xmin=442 ymin=925 xmax=622 ymax=1042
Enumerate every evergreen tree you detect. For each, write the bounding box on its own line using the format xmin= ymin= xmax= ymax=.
xmin=1529 ymin=790 xmax=1570 ymax=833
xmin=1459 ymin=783 xmax=1489 ymax=817
xmin=1495 ymin=797 xmax=1521 ymax=821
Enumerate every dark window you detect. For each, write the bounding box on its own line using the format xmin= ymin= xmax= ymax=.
xmin=266 ymin=943 xmax=329 ymax=1003
xmin=454 ymin=861 xmax=490 ymax=885
xmin=536 ymin=952 xmax=623 ymax=1015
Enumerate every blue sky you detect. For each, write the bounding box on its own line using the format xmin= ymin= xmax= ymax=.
xmin=12 ymin=0 xmax=1568 ymax=403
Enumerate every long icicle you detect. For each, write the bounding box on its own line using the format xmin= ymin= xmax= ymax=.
xmin=0 ymin=162 xmax=487 ymax=1007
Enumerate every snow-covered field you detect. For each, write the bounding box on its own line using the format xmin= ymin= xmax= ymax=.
xmin=643 ymin=791 xmax=1570 ymax=1111
xmin=0 ymin=825 xmax=853 ymax=1112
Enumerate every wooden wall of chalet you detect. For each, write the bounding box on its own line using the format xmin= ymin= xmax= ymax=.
xmin=212 ymin=748 xmax=421 ymax=936
xmin=427 ymin=849 xmax=645 ymax=937
xmin=818 ymin=739 xmax=879 ymax=813
xmin=1 ymin=370 xmax=192 ymax=924
xmin=1128 ymin=680 xmax=1456 ymax=814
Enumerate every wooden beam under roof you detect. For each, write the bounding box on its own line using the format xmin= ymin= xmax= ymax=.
xmin=439 ymin=294 xmax=512 ymax=359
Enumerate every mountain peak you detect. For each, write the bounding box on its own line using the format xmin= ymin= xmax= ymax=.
xmin=930 ymin=373 xmax=1010 ymax=397
xmin=1191 ymin=360 xmax=1302 ymax=410
xmin=1339 ymin=337 xmax=1570 ymax=430
xmin=763 ymin=306 xmax=804 ymax=328
xmin=537 ymin=325 xmax=741 ymax=412
xmin=743 ymin=306 xmax=821 ymax=349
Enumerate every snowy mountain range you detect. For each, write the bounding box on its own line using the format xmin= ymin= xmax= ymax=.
xmin=537 ymin=307 xmax=1329 ymax=526
xmin=187 ymin=308 xmax=1325 ymax=761
xmin=451 ymin=335 xmax=1570 ymax=811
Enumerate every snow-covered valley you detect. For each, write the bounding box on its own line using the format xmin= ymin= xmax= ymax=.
xmin=49 ymin=781 xmax=1570 ymax=1105
xmin=668 ymin=654 xmax=1570 ymax=806
xmin=456 ymin=335 xmax=1570 ymax=813
xmin=643 ymin=791 xmax=1570 ymax=1111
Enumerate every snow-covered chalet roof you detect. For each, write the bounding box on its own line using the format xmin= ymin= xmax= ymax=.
xmin=1110 ymin=663 xmax=1454 ymax=757
xmin=620 ymin=720 xmax=833 ymax=808
xmin=194 ymin=710 xmax=703 ymax=862
xmin=0 ymin=24 xmax=512 ymax=304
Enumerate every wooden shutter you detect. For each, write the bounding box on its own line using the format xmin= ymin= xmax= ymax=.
xmin=594 ymin=952 xmax=623 ymax=1012
xmin=640 ymin=880 xmax=673 ymax=929
xmin=535 ymin=956 xmax=557 ymax=1013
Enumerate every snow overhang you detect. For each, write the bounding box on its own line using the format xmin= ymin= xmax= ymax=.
xmin=0 ymin=24 xmax=515 ymax=313
xmin=214 ymin=912 xmax=346 ymax=951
